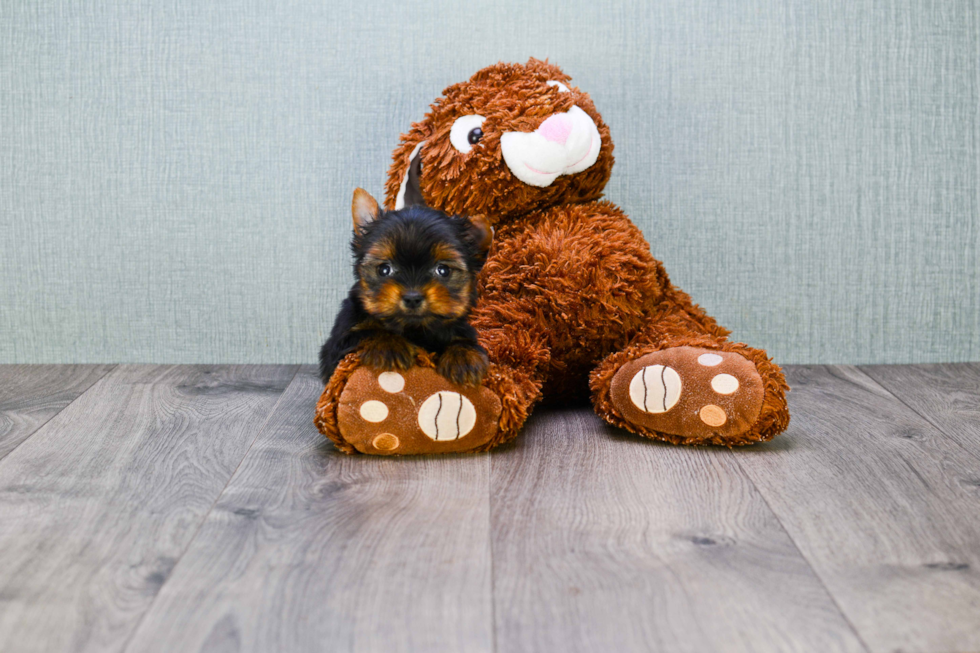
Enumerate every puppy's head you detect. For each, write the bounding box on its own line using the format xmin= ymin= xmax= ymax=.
xmin=350 ymin=188 xmax=492 ymax=327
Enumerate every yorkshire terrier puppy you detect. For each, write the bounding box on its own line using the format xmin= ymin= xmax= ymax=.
xmin=319 ymin=188 xmax=493 ymax=387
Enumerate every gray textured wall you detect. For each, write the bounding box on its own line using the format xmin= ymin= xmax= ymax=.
xmin=1 ymin=0 xmax=977 ymax=365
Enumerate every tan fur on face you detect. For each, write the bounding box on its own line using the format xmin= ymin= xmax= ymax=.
xmin=360 ymin=280 xmax=403 ymax=316
xmin=423 ymin=280 xmax=469 ymax=318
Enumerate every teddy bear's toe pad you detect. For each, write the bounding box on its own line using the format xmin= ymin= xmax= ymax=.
xmin=610 ymin=346 xmax=764 ymax=440
xmin=337 ymin=366 xmax=501 ymax=455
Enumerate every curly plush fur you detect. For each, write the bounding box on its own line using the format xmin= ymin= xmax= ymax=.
xmin=316 ymin=58 xmax=789 ymax=454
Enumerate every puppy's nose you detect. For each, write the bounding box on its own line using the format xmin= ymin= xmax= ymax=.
xmin=402 ymin=291 xmax=424 ymax=309
xmin=537 ymin=113 xmax=573 ymax=145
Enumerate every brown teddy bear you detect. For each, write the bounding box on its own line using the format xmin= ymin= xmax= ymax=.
xmin=315 ymin=58 xmax=789 ymax=455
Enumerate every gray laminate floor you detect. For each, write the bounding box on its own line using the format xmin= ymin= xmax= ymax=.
xmin=1 ymin=364 xmax=979 ymax=653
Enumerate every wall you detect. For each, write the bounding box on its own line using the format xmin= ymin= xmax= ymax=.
xmin=2 ymin=0 xmax=977 ymax=364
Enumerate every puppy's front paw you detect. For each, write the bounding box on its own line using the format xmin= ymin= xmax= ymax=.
xmin=437 ymin=345 xmax=489 ymax=387
xmin=360 ymin=334 xmax=420 ymax=371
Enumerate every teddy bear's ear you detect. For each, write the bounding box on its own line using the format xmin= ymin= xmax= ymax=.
xmin=394 ymin=142 xmax=426 ymax=210
xmin=351 ymin=188 xmax=380 ymax=233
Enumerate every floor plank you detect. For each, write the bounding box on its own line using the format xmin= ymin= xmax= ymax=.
xmin=733 ymin=365 xmax=980 ymax=653
xmin=3 ymin=363 xmax=978 ymax=653
xmin=0 ymin=365 xmax=115 ymax=460
xmin=490 ymin=407 xmax=866 ymax=653
xmin=862 ymin=362 xmax=980 ymax=460
xmin=0 ymin=364 xmax=296 ymax=653
xmin=124 ymin=367 xmax=493 ymax=653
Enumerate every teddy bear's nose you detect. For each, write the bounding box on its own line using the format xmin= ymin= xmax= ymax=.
xmin=537 ymin=113 xmax=573 ymax=145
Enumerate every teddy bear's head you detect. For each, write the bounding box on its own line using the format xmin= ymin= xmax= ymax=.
xmin=384 ymin=59 xmax=614 ymax=224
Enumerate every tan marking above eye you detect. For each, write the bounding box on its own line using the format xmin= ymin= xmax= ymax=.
xmin=431 ymin=242 xmax=465 ymax=264
xmin=366 ymin=239 xmax=397 ymax=262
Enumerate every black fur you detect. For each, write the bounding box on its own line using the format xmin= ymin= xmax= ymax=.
xmin=319 ymin=204 xmax=490 ymax=386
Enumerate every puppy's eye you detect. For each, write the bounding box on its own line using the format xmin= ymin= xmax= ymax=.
xmin=377 ymin=263 xmax=392 ymax=277
xmin=435 ymin=264 xmax=451 ymax=277
xmin=450 ymin=115 xmax=486 ymax=154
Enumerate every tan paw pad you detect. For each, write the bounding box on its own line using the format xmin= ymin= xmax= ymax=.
xmin=628 ymin=365 xmax=682 ymax=413
xmin=699 ymin=405 xmax=727 ymax=427
xmin=609 ymin=346 xmax=765 ymax=440
xmin=698 ymin=353 xmax=724 ymax=367
xmin=359 ymin=400 xmax=389 ymax=422
xmin=371 ymin=433 xmax=400 ymax=451
xmin=336 ymin=365 xmax=502 ymax=454
xmin=710 ymin=374 xmax=739 ymax=394
xmin=418 ymin=391 xmax=477 ymax=441
xmin=377 ymin=371 xmax=405 ymax=393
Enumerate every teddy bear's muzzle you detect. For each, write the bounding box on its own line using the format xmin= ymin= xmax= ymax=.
xmin=500 ymin=105 xmax=602 ymax=187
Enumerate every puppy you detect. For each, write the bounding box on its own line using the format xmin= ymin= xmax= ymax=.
xmin=319 ymin=188 xmax=492 ymax=387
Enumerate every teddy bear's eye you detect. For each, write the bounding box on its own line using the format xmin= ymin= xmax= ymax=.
xmin=546 ymin=80 xmax=571 ymax=93
xmin=450 ymin=115 xmax=486 ymax=154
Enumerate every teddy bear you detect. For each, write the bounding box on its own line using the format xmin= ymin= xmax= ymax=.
xmin=315 ymin=58 xmax=789 ymax=455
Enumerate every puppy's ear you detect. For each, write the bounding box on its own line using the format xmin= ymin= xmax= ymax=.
xmin=463 ymin=214 xmax=493 ymax=268
xmin=352 ymin=188 xmax=381 ymax=233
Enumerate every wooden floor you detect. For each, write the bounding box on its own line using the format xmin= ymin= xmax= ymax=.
xmin=1 ymin=364 xmax=979 ymax=653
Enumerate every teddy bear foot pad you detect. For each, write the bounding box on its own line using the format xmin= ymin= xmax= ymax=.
xmin=336 ymin=366 xmax=502 ymax=455
xmin=609 ymin=346 xmax=764 ymax=441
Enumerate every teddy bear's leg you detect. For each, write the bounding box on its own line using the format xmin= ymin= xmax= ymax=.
xmin=314 ymin=323 xmax=547 ymax=455
xmin=589 ymin=306 xmax=790 ymax=446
